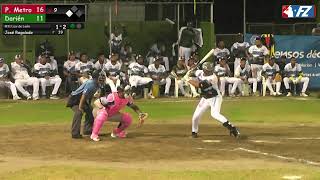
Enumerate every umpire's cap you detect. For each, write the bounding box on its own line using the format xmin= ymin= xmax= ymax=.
xmin=202 ymin=62 xmax=214 ymax=71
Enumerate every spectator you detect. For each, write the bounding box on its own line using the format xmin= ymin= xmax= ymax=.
xmin=75 ymin=53 xmax=94 ymax=84
xmin=213 ymin=40 xmax=230 ymax=62
xmin=214 ymin=58 xmax=240 ymax=97
xmin=64 ymin=51 xmax=80 ymax=95
xmin=104 ymin=53 xmax=122 ymax=92
xmin=34 ymin=55 xmax=62 ymax=99
xmin=128 ymin=55 xmax=154 ymax=98
xmin=234 ymin=58 xmax=258 ymax=96
xmin=231 ymin=34 xmax=250 ymax=74
xmin=94 ymin=53 xmax=107 ymax=70
xmin=178 ymin=22 xmax=196 ymax=65
xmin=283 ymin=57 xmax=309 ymax=97
xmin=262 ymin=56 xmax=282 ymax=96
xmin=0 ymin=58 xmax=21 ymax=100
xmin=248 ymin=37 xmax=269 ymax=82
xmin=11 ymin=55 xmax=39 ymax=100
xmin=148 ymin=57 xmax=171 ymax=97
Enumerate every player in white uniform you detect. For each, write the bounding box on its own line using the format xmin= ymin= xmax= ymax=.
xmin=186 ymin=62 xmax=240 ymax=138
xmin=11 ymin=55 xmax=39 ymax=100
xmin=283 ymin=57 xmax=309 ymax=97
xmin=148 ymin=57 xmax=171 ymax=97
xmin=75 ymin=53 xmax=94 ymax=84
xmin=0 ymin=58 xmax=21 ymax=100
xmin=248 ymin=37 xmax=269 ymax=81
xmin=231 ymin=35 xmax=250 ymax=74
xmin=94 ymin=53 xmax=107 ymax=70
xmin=214 ymin=58 xmax=241 ymax=96
xmin=34 ymin=55 xmax=62 ymax=99
xmin=235 ymin=58 xmax=258 ymax=95
xmin=128 ymin=55 xmax=154 ymax=98
xmin=262 ymin=57 xmax=282 ymax=96
xmin=104 ymin=54 xmax=122 ymax=92
xmin=64 ymin=51 xmax=80 ymax=94
xmin=213 ymin=41 xmax=230 ymax=61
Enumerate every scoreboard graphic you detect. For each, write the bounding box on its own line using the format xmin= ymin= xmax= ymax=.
xmin=1 ymin=4 xmax=86 ymax=35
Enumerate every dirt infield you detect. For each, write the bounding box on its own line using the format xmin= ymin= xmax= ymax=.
xmin=0 ymin=122 xmax=320 ymax=174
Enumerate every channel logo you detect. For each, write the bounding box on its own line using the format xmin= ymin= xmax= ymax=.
xmin=282 ymin=5 xmax=316 ymax=18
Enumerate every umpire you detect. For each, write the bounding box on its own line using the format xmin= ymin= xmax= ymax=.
xmin=67 ymin=70 xmax=106 ymax=139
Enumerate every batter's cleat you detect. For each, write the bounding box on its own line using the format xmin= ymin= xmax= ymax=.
xmin=13 ymin=96 xmax=21 ymax=100
xmin=192 ymin=132 xmax=198 ymax=138
xmin=300 ymin=92 xmax=308 ymax=97
xmin=230 ymin=127 xmax=240 ymax=138
xmin=27 ymin=96 xmax=32 ymax=100
xmin=286 ymin=92 xmax=292 ymax=97
xmin=50 ymin=95 xmax=60 ymax=100
xmin=90 ymin=134 xmax=100 ymax=142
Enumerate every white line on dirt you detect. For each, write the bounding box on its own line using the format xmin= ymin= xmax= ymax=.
xmin=202 ymin=140 xmax=221 ymax=143
xmin=236 ymin=147 xmax=320 ymax=167
xmin=282 ymin=175 xmax=302 ymax=180
xmin=249 ymin=140 xmax=280 ymax=144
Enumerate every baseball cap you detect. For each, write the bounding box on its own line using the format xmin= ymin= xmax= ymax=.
xmin=0 ymin=58 xmax=4 ymax=63
xmin=136 ymin=54 xmax=143 ymax=60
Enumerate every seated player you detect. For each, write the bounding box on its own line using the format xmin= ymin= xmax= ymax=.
xmin=214 ymin=58 xmax=240 ymax=97
xmin=234 ymin=57 xmax=258 ymax=96
xmin=262 ymin=56 xmax=282 ymax=96
xmin=75 ymin=53 xmax=94 ymax=84
xmin=0 ymin=58 xmax=21 ymax=100
xmin=94 ymin=53 xmax=107 ymax=70
xmin=186 ymin=62 xmax=240 ymax=138
xmin=283 ymin=57 xmax=309 ymax=97
xmin=90 ymin=85 xmax=147 ymax=141
xmin=230 ymin=34 xmax=250 ymax=74
xmin=213 ymin=40 xmax=230 ymax=61
xmin=64 ymin=51 xmax=80 ymax=94
xmin=148 ymin=56 xmax=171 ymax=97
xmin=128 ymin=55 xmax=154 ymax=98
xmin=171 ymin=57 xmax=199 ymax=97
xmin=103 ymin=53 xmax=122 ymax=92
xmin=34 ymin=55 xmax=62 ymax=99
xmin=11 ymin=55 xmax=39 ymax=100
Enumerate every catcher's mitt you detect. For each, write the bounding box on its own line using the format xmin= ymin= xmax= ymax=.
xmin=137 ymin=113 xmax=148 ymax=128
xmin=275 ymin=73 xmax=282 ymax=82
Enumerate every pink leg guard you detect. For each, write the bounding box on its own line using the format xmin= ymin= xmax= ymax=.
xmin=118 ymin=113 xmax=132 ymax=131
xmin=91 ymin=109 xmax=108 ymax=137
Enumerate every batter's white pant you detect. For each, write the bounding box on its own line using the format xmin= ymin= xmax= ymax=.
xmin=219 ymin=77 xmax=241 ymax=96
xmin=157 ymin=77 xmax=171 ymax=94
xmin=250 ymin=64 xmax=263 ymax=82
xmin=238 ymin=78 xmax=257 ymax=93
xmin=192 ymin=96 xmax=228 ymax=133
xmin=15 ymin=77 xmax=39 ymax=98
xmin=179 ymin=46 xmax=192 ymax=65
xmin=129 ymin=76 xmax=152 ymax=87
xmin=106 ymin=77 xmax=121 ymax=92
xmin=234 ymin=58 xmax=249 ymax=75
xmin=0 ymin=80 xmax=19 ymax=97
xmin=283 ymin=77 xmax=309 ymax=93
xmin=265 ymin=77 xmax=281 ymax=94
xmin=39 ymin=76 xmax=62 ymax=95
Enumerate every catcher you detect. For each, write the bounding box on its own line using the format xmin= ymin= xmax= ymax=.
xmin=90 ymin=85 xmax=147 ymax=141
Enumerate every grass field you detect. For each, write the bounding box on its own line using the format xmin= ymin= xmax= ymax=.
xmin=0 ymin=97 xmax=320 ymax=180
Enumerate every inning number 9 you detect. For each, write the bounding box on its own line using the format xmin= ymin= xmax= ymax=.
xmin=54 ymin=8 xmax=58 ymax=12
